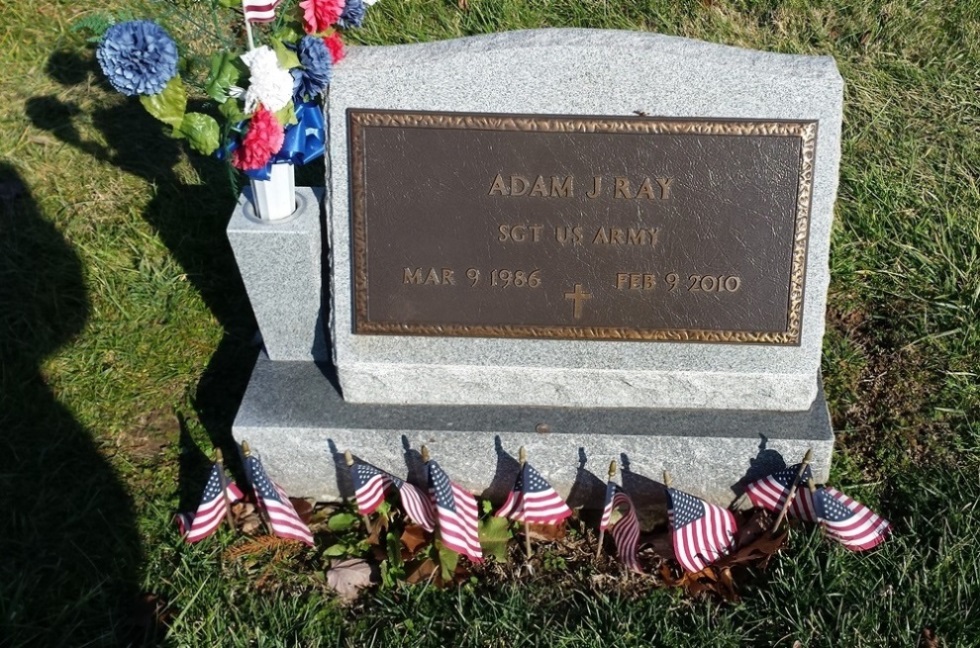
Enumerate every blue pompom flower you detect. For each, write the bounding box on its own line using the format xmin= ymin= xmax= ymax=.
xmin=337 ymin=0 xmax=366 ymax=28
xmin=291 ymin=36 xmax=333 ymax=103
xmin=96 ymin=21 xmax=178 ymax=96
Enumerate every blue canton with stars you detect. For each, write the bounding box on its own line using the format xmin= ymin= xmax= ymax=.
xmin=353 ymin=464 xmax=404 ymax=489
xmin=200 ymin=465 xmax=224 ymax=502
xmin=522 ymin=464 xmax=552 ymax=494
xmin=246 ymin=456 xmax=283 ymax=503
xmin=769 ymin=463 xmax=814 ymax=488
xmin=669 ymin=488 xmax=706 ymax=527
xmin=429 ymin=461 xmax=456 ymax=511
xmin=815 ymin=490 xmax=854 ymax=522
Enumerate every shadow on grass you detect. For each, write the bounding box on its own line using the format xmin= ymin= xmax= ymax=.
xmin=31 ymin=49 xmax=265 ymax=470
xmin=0 ymin=163 xmax=146 ymax=645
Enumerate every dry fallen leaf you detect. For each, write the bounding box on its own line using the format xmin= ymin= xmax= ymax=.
xmin=231 ymin=501 xmax=262 ymax=535
xmin=405 ymin=557 xmax=438 ymax=585
xmin=289 ymin=498 xmax=314 ymax=524
xmin=400 ymin=524 xmax=429 ymax=556
xmin=919 ymin=628 xmax=939 ymax=648
xmin=129 ymin=592 xmax=176 ymax=640
xmin=365 ymin=513 xmax=389 ymax=546
xmin=526 ymin=522 xmax=566 ymax=542
xmin=326 ymin=558 xmax=377 ymax=602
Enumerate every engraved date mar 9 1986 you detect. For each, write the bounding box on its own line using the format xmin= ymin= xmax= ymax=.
xmin=402 ymin=267 xmax=542 ymax=288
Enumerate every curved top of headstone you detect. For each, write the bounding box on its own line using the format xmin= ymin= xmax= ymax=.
xmin=339 ymin=28 xmax=841 ymax=83
xmin=332 ymin=28 xmax=842 ymax=122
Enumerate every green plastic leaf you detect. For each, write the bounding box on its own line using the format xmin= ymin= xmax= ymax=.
xmin=205 ymin=52 xmax=242 ymax=103
xmin=323 ymin=544 xmax=349 ymax=557
xmin=178 ymin=112 xmax=220 ymax=155
xmin=274 ymin=100 xmax=298 ymax=127
xmin=219 ymin=98 xmax=245 ymax=124
xmin=272 ymin=21 xmax=304 ymax=44
xmin=217 ymin=0 xmax=239 ymax=7
xmin=70 ymin=13 xmax=116 ymax=39
xmin=478 ymin=516 xmax=513 ymax=562
xmin=327 ymin=512 xmax=358 ymax=532
xmin=271 ymin=38 xmax=301 ymax=71
xmin=139 ymin=76 xmax=187 ymax=132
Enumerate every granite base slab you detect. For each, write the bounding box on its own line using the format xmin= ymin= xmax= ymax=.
xmin=233 ymin=357 xmax=834 ymax=509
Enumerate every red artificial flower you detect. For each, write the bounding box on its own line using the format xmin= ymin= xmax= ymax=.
xmin=299 ymin=0 xmax=345 ymax=34
xmin=323 ymin=31 xmax=345 ymax=63
xmin=232 ymin=106 xmax=285 ymax=171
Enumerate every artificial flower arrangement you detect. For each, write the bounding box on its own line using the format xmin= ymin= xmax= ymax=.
xmin=85 ymin=0 xmax=377 ymax=181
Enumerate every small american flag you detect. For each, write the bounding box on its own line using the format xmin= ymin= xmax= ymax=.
xmin=667 ymin=487 xmax=737 ymax=573
xmin=495 ymin=463 xmax=571 ymax=525
xmin=351 ymin=462 xmax=435 ymax=531
xmin=813 ymin=486 xmax=890 ymax=551
xmin=244 ymin=454 xmax=314 ymax=545
xmin=242 ymin=0 xmax=281 ymax=23
xmin=428 ymin=460 xmax=483 ymax=563
xmin=745 ymin=463 xmax=819 ymax=522
xmin=599 ymin=481 xmax=641 ymax=573
xmin=178 ymin=463 xmax=243 ymax=543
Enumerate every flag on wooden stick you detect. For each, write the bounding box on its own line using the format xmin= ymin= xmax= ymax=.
xmin=667 ymin=486 xmax=737 ymax=573
xmin=177 ymin=463 xmax=243 ymax=542
xmin=350 ymin=461 xmax=435 ymax=531
xmin=599 ymin=481 xmax=641 ymax=573
xmin=243 ymin=449 xmax=314 ymax=545
xmin=495 ymin=462 xmax=571 ymax=525
xmin=812 ymin=486 xmax=890 ymax=551
xmin=426 ymin=457 xmax=483 ymax=563
xmin=745 ymin=462 xmax=819 ymax=522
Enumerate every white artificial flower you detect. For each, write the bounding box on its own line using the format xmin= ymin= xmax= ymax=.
xmin=240 ymin=46 xmax=293 ymax=114
xmin=363 ymin=0 xmax=379 ymax=5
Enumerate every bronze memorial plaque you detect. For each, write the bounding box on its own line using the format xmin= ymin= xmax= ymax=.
xmin=349 ymin=110 xmax=815 ymax=344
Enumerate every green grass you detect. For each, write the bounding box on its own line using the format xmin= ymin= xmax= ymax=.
xmin=1 ymin=0 xmax=979 ymax=646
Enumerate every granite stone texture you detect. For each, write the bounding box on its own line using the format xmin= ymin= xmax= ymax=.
xmin=326 ymin=29 xmax=844 ymax=410
xmin=233 ymin=357 xmax=833 ymax=508
xmin=227 ymin=187 xmax=328 ymax=362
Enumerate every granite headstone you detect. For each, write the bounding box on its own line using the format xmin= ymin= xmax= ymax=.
xmin=227 ymin=29 xmax=842 ymax=506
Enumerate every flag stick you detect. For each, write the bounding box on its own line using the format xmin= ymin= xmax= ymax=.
xmin=596 ymin=460 xmax=617 ymax=559
xmin=241 ymin=0 xmax=256 ymax=50
xmin=769 ymin=448 xmax=813 ymax=536
xmin=805 ymin=476 xmax=826 ymax=538
xmin=345 ymin=450 xmax=372 ymax=529
xmin=215 ymin=448 xmax=237 ymax=530
xmin=241 ymin=440 xmax=271 ymax=535
xmin=519 ymin=446 xmax=532 ymax=559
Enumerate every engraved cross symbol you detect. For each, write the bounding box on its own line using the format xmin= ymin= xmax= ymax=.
xmin=564 ymin=283 xmax=592 ymax=320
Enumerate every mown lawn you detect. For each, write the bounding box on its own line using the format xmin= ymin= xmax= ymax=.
xmin=1 ymin=0 xmax=978 ymax=646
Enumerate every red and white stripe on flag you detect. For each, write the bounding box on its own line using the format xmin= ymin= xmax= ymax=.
xmin=180 ymin=465 xmax=243 ymax=543
xmin=818 ymin=487 xmax=891 ymax=552
xmin=263 ymin=484 xmax=315 ymax=545
xmin=435 ymin=483 xmax=483 ymax=563
xmin=608 ymin=492 xmax=642 ymax=573
xmin=398 ymin=481 xmax=436 ymax=532
xmin=747 ymin=475 xmax=820 ymax=522
xmin=669 ymin=490 xmax=737 ymax=574
xmin=242 ymin=0 xmax=281 ymax=23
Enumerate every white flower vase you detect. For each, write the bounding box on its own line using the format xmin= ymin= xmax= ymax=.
xmin=249 ymin=162 xmax=296 ymax=221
